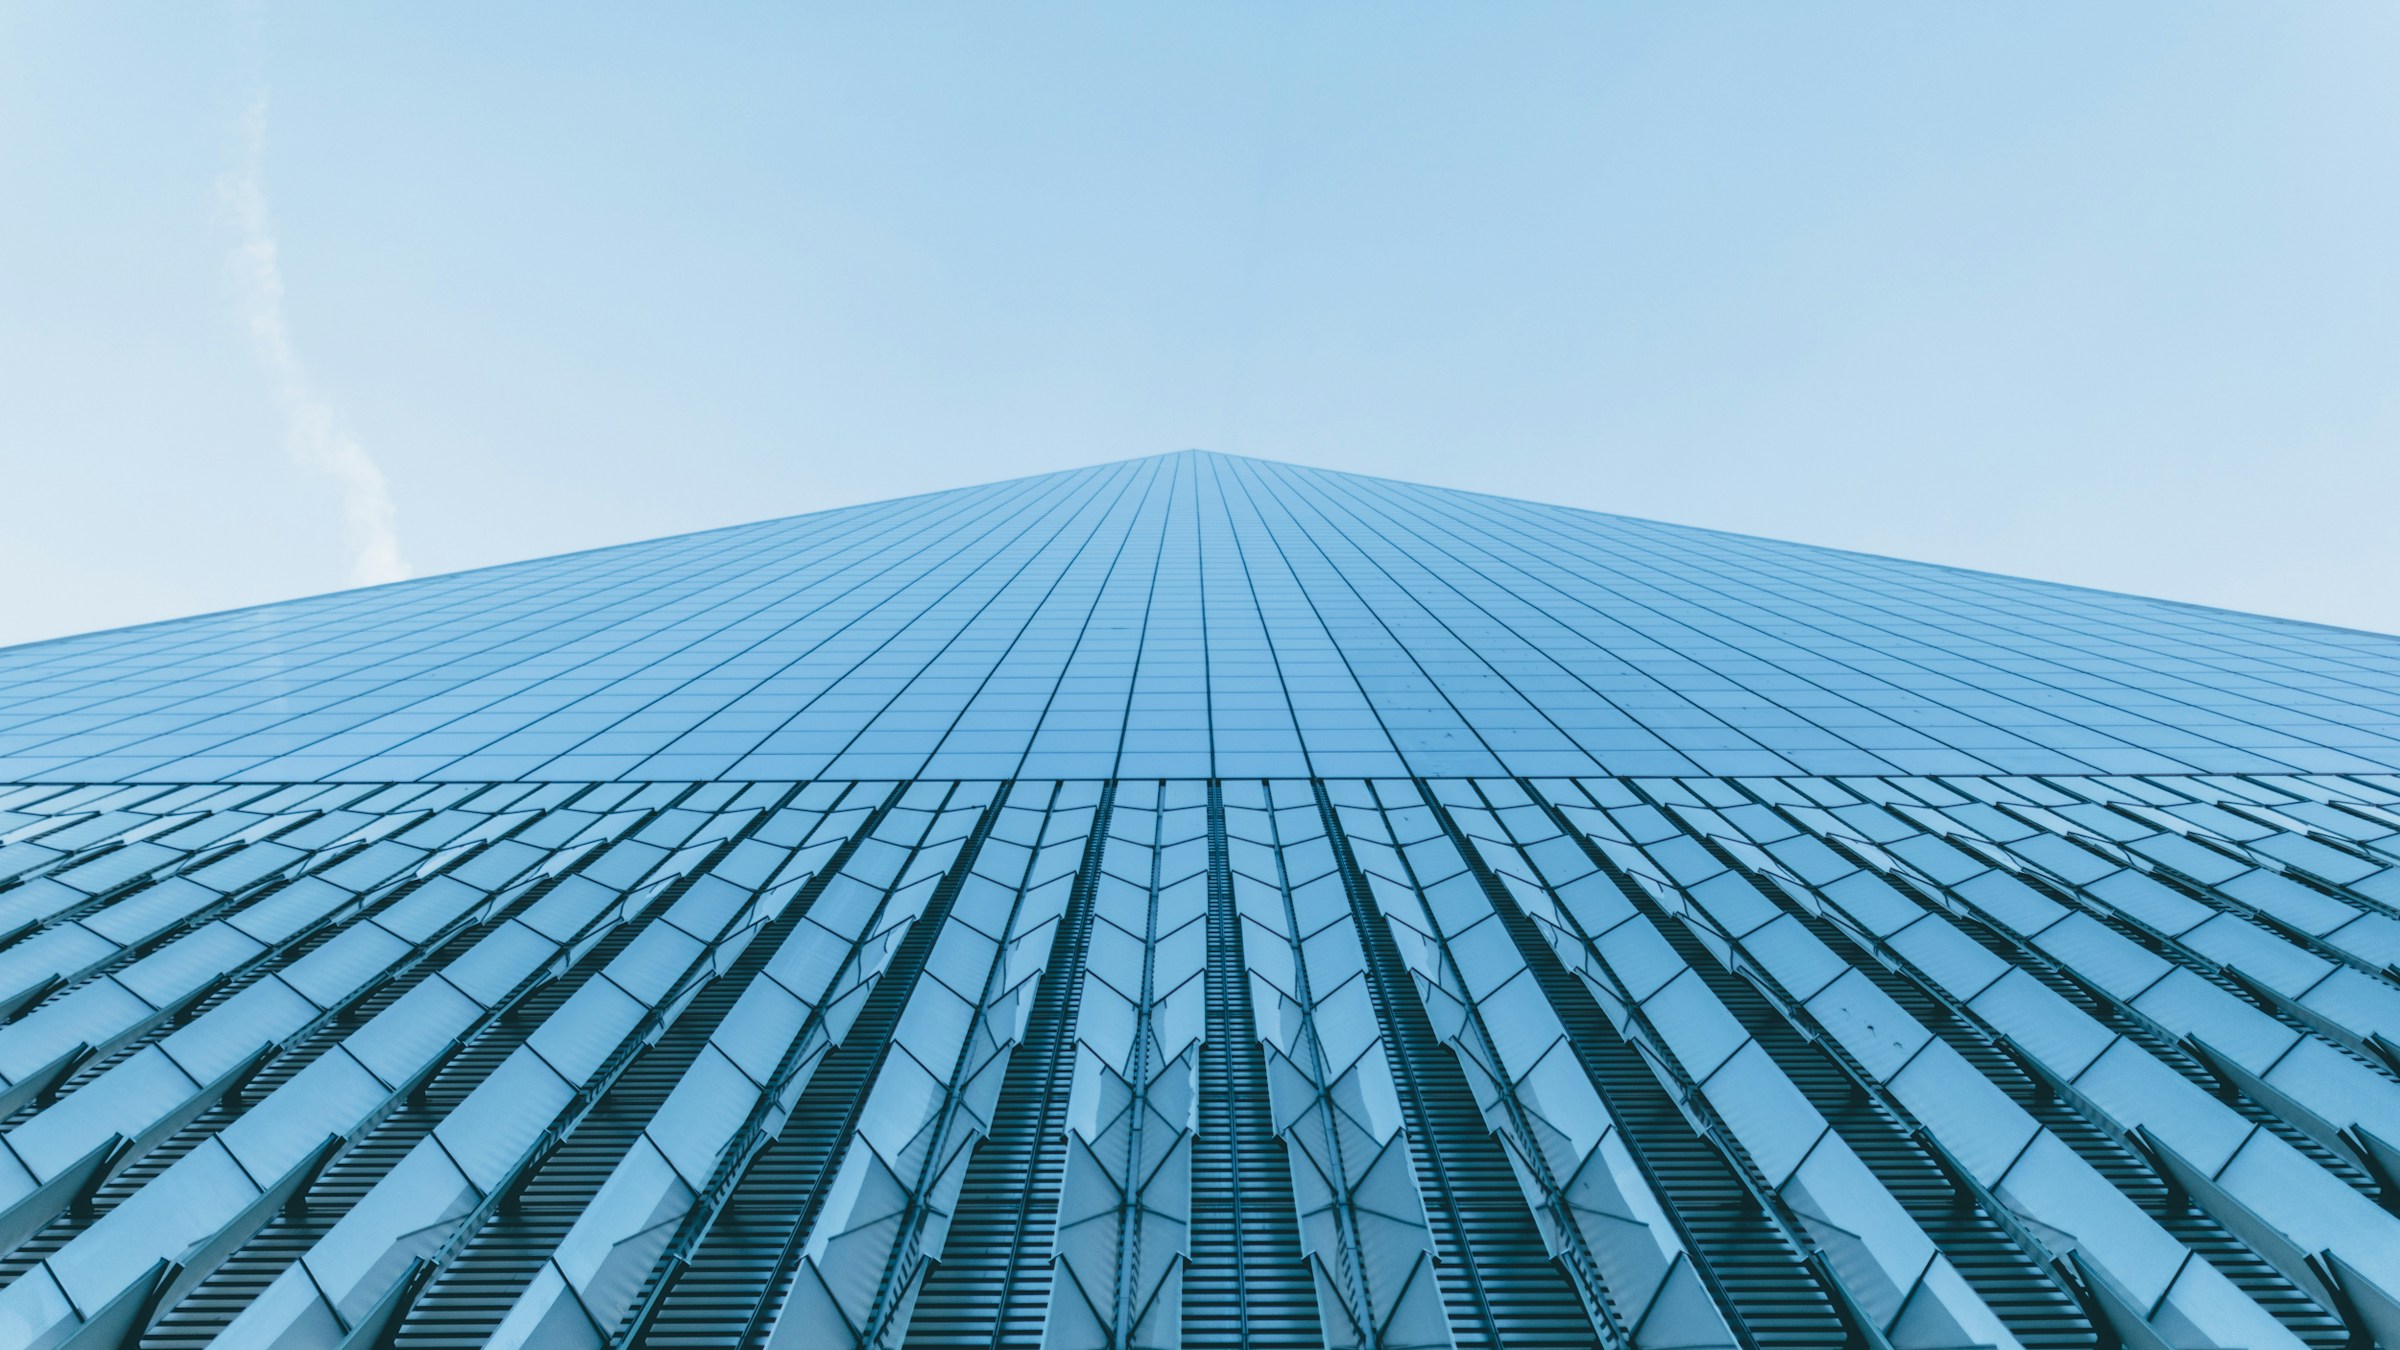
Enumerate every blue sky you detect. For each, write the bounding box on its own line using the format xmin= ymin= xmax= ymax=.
xmin=3 ymin=3 xmax=2396 ymax=647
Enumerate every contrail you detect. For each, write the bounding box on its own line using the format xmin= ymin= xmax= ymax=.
xmin=221 ymin=93 xmax=409 ymax=588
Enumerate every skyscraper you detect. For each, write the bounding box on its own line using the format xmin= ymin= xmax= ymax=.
xmin=0 ymin=448 xmax=2397 ymax=1349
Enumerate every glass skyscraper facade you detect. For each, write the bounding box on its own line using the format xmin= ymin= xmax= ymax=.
xmin=0 ymin=449 xmax=2396 ymax=1348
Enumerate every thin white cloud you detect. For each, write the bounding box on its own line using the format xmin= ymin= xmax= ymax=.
xmin=221 ymin=93 xmax=409 ymax=587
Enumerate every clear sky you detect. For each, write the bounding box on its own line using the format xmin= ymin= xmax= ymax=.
xmin=3 ymin=3 xmax=2396 ymax=649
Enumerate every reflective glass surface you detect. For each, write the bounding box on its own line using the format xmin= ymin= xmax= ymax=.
xmin=2 ymin=451 xmax=2395 ymax=787
xmin=0 ymin=453 xmax=2396 ymax=1350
